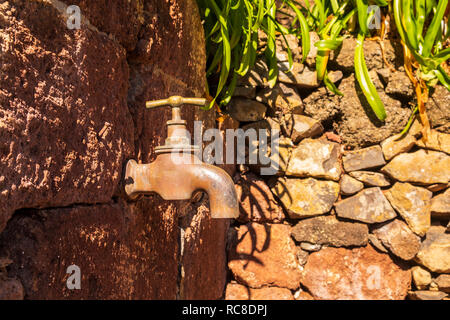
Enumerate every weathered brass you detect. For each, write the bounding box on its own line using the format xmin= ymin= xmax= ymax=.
xmin=124 ymin=96 xmax=238 ymax=219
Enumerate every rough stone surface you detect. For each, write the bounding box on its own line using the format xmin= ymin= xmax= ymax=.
xmin=59 ymin=0 xmax=144 ymax=52
xmin=303 ymin=86 xmax=341 ymax=124
xmin=349 ymin=171 xmax=391 ymax=187
xmin=385 ymin=183 xmax=432 ymax=236
xmin=335 ymin=74 xmax=409 ymax=148
xmin=304 ymin=31 xmax=320 ymax=67
xmin=411 ymin=266 xmax=432 ymax=290
xmin=435 ymin=274 xmax=450 ymax=293
xmin=416 ymin=130 xmax=450 ymax=154
xmin=218 ymin=115 xmax=240 ymax=177
xmin=282 ymin=114 xmax=324 ymax=143
xmin=0 ymin=201 xmax=180 ymax=299
xmin=329 ymin=70 xmax=345 ymax=84
xmin=227 ymin=98 xmax=267 ymax=122
xmin=429 ymin=280 xmax=439 ymax=291
xmin=335 ymin=188 xmax=397 ymax=224
xmin=234 ymin=173 xmax=285 ymax=223
xmin=277 ymin=62 xmax=306 ymax=86
xmin=416 ymin=229 xmax=450 ymax=273
xmin=237 ymin=58 xmax=268 ymax=87
xmin=340 ymin=174 xmax=364 ymax=195
xmin=179 ymin=199 xmax=230 ymax=300
xmin=248 ymin=136 xmax=293 ymax=176
xmin=373 ymin=219 xmax=421 ymax=261
xmin=233 ymin=86 xmax=257 ymax=99
xmin=0 ymin=0 xmax=230 ymax=300
xmin=241 ymin=118 xmax=280 ymax=169
xmin=431 ymin=189 xmax=450 ymax=218
xmin=225 ymin=283 xmax=249 ymax=300
xmin=268 ymin=137 xmax=293 ymax=174
xmin=256 ymin=83 xmax=303 ymax=116
xmin=300 ymin=242 xmax=322 ymax=252
xmin=343 ymin=146 xmax=386 ymax=172
xmin=228 ymin=223 xmax=302 ymax=290
xmin=385 ymin=71 xmax=415 ymax=98
xmin=368 ymin=234 xmax=388 ymax=253
xmin=408 ymin=291 xmax=448 ymax=300
xmin=225 ymin=283 xmax=294 ymax=300
xmin=291 ymin=215 xmax=368 ymax=247
xmin=324 ymin=131 xmax=343 ymax=144
xmin=369 ymin=69 xmax=385 ymax=90
xmin=278 ymin=34 xmax=301 ymax=62
xmin=427 ymin=85 xmax=450 ymax=132
xmin=295 ymin=290 xmax=315 ymax=300
xmin=427 ymin=183 xmax=449 ymax=193
xmin=0 ymin=257 xmax=11 ymax=268
xmin=377 ymin=68 xmax=391 ymax=84
xmin=272 ymin=177 xmax=339 ymax=219
xmin=286 ymin=139 xmax=341 ymax=181
xmin=242 ymin=117 xmax=281 ymax=135
xmin=0 ymin=0 xmax=134 ymax=232
xmin=381 ymin=150 xmax=450 ymax=185
xmin=279 ymin=64 xmax=342 ymax=88
xmin=302 ymin=245 xmax=411 ymax=300
xmin=429 ymin=224 xmax=448 ymax=234
xmin=0 ymin=278 xmax=24 ymax=300
xmin=296 ymin=247 xmax=309 ymax=266
xmin=380 ymin=130 xmax=418 ymax=161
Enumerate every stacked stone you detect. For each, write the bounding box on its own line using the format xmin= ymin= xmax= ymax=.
xmin=225 ymin=34 xmax=450 ymax=300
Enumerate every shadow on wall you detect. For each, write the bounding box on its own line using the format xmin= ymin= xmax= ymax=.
xmin=229 ymin=168 xmax=295 ymax=270
xmin=232 ymin=223 xmax=272 ymax=269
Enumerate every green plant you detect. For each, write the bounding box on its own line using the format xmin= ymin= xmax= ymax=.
xmin=392 ymin=0 xmax=449 ymax=137
xmin=285 ymin=0 xmax=388 ymax=120
xmin=303 ymin=0 xmax=356 ymax=96
xmin=197 ymin=0 xmax=449 ymax=126
xmin=197 ymin=0 xmax=307 ymax=109
xmin=354 ymin=0 xmax=388 ymax=121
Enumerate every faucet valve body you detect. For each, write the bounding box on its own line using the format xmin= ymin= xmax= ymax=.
xmin=124 ymin=96 xmax=238 ymax=219
xmin=146 ymin=96 xmax=206 ymax=155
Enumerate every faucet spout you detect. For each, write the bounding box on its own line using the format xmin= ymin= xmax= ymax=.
xmin=124 ymin=153 xmax=238 ymax=219
xmin=185 ymin=163 xmax=239 ymax=219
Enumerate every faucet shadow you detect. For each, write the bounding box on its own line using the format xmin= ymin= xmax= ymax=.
xmin=237 ymin=174 xmax=281 ymax=222
xmin=230 ymin=223 xmax=272 ymax=270
xmin=229 ymin=176 xmax=293 ymax=271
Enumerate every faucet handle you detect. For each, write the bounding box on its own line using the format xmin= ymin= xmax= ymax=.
xmin=146 ymin=96 xmax=207 ymax=109
xmin=146 ymin=96 xmax=207 ymax=148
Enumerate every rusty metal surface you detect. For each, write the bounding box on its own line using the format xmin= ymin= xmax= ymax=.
xmin=125 ymin=153 xmax=238 ymax=219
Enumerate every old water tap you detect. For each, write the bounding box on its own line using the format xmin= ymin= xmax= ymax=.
xmin=124 ymin=96 xmax=239 ymax=219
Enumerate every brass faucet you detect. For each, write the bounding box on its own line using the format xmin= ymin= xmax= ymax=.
xmin=124 ymin=96 xmax=238 ymax=219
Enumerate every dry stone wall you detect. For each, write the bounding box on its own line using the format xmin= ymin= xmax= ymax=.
xmin=225 ymin=31 xmax=450 ymax=300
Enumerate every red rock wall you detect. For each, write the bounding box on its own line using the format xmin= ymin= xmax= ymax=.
xmin=0 ymin=0 xmax=228 ymax=299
